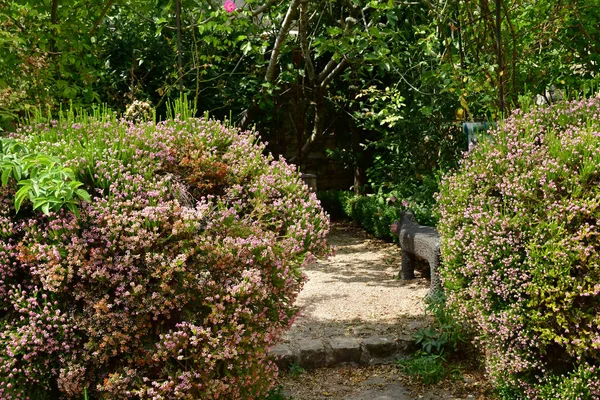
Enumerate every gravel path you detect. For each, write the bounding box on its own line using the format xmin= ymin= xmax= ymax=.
xmin=283 ymin=222 xmax=431 ymax=345
xmin=277 ymin=221 xmax=492 ymax=400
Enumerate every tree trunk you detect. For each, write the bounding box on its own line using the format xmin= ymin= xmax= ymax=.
xmin=241 ymin=0 xmax=301 ymax=130
xmin=351 ymin=124 xmax=366 ymax=195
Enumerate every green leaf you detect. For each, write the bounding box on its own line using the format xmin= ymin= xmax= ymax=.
xmin=66 ymin=202 xmax=79 ymax=216
xmin=1 ymin=168 xmax=10 ymax=187
xmin=326 ymin=26 xmax=342 ymax=36
xmin=41 ymin=202 xmax=50 ymax=215
xmin=31 ymin=180 xmax=41 ymax=197
xmin=75 ymin=188 xmax=91 ymax=202
xmin=13 ymin=164 xmax=22 ymax=181
xmin=32 ymin=198 xmax=49 ymax=210
xmin=386 ymin=11 xmax=398 ymax=25
xmin=241 ymin=41 xmax=252 ymax=56
xmin=14 ymin=186 xmax=30 ymax=214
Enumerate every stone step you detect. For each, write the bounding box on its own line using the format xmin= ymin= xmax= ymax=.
xmin=269 ymin=335 xmax=414 ymax=370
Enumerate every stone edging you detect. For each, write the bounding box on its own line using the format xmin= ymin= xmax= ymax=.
xmin=269 ymin=336 xmax=414 ymax=370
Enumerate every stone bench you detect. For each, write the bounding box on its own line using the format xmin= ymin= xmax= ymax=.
xmin=391 ymin=211 xmax=442 ymax=299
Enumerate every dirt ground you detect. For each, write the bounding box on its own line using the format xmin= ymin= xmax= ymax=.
xmin=278 ymin=363 xmax=492 ymax=400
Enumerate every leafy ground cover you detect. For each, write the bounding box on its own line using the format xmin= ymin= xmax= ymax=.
xmin=0 ymin=106 xmax=329 ymax=398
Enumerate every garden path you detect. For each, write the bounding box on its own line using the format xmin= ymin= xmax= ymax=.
xmin=275 ymin=221 xmax=489 ymax=399
xmin=283 ymin=221 xmax=430 ymax=351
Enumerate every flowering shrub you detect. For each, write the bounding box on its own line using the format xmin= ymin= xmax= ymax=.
xmin=123 ymin=100 xmax=154 ymax=123
xmin=0 ymin=113 xmax=329 ymax=399
xmin=437 ymin=97 xmax=600 ymax=398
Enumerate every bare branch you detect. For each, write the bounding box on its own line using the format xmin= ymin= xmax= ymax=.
xmin=252 ymin=0 xmax=280 ymax=16
xmin=50 ymin=0 xmax=58 ymax=52
xmin=293 ymin=98 xmax=337 ymax=162
xmin=265 ymin=0 xmax=301 ymax=82
xmin=122 ymin=4 xmax=214 ymax=31
xmin=175 ymin=0 xmax=184 ymax=94
xmin=317 ymin=59 xmax=337 ymax=83
xmin=316 ymin=13 xmax=356 ymax=82
xmin=321 ymin=58 xmax=348 ymax=88
xmin=51 ymin=0 xmax=58 ymax=24
xmin=341 ymin=0 xmax=359 ymax=15
xmin=90 ymin=0 xmax=114 ymax=37
xmin=298 ymin=0 xmax=315 ymax=82
xmin=163 ymin=17 xmax=214 ymax=31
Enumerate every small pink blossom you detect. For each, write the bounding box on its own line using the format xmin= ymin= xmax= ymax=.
xmin=390 ymin=221 xmax=399 ymax=236
xmin=224 ymin=0 xmax=236 ymax=12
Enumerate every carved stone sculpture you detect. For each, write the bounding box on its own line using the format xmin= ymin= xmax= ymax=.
xmin=392 ymin=212 xmax=442 ymax=299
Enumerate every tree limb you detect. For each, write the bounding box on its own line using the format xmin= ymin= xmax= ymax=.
xmin=321 ymin=58 xmax=348 ymax=88
xmin=252 ymin=0 xmax=280 ymax=16
xmin=51 ymin=0 xmax=58 ymax=24
xmin=90 ymin=0 xmax=114 ymax=37
xmin=265 ymin=0 xmax=301 ymax=82
xmin=316 ymin=13 xmax=355 ymax=83
xmin=317 ymin=59 xmax=337 ymax=83
xmin=292 ymin=91 xmax=335 ymax=162
xmin=50 ymin=0 xmax=58 ymax=53
xmin=175 ymin=0 xmax=184 ymax=94
xmin=241 ymin=0 xmax=301 ymax=129
xmin=122 ymin=4 xmax=214 ymax=31
xmin=298 ymin=0 xmax=315 ymax=82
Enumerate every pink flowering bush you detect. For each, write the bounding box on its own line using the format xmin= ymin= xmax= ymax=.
xmin=0 ymin=113 xmax=329 ymax=399
xmin=437 ymin=97 xmax=600 ymax=398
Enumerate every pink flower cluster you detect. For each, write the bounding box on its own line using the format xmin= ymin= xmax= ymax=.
xmin=0 ymin=117 xmax=329 ymax=398
xmin=437 ymin=96 xmax=600 ymax=396
xmin=224 ymin=0 xmax=236 ymax=13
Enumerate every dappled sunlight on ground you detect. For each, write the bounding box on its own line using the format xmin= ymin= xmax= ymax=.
xmin=284 ymin=221 xmax=431 ymax=343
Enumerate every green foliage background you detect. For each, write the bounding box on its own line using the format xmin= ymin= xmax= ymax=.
xmin=3 ymin=0 xmax=600 ymax=172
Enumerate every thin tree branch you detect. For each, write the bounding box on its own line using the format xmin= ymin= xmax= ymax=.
xmin=495 ymin=0 xmax=505 ymax=115
xmin=265 ymin=0 xmax=301 ymax=82
xmin=317 ymin=59 xmax=337 ymax=83
xmin=298 ymin=0 xmax=315 ymax=82
xmin=321 ymin=58 xmax=348 ymax=88
xmin=240 ymin=0 xmax=301 ymax=129
xmin=501 ymin=0 xmax=517 ymax=105
xmin=90 ymin=0 xmax=114 ymax=37
xmin=175 ymin=0 xmax=184 ymax=94
xmin=252 ymin=0 xmax=280 ymax=16
xmin=160 ymin=16 xmax=215 ymax=31
xmin=50 ymin=0 xmax=58 ymax=53
xmin=122 ymin=4 xmax=214 ymax=31
xmin=51 ymin=0 xmax=58 ymax=24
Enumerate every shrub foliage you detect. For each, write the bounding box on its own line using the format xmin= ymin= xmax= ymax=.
xmin=437 ymin=97 xmax=600 ymax=398
xmin=0 ymin=113 xmax=329 ymax=399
